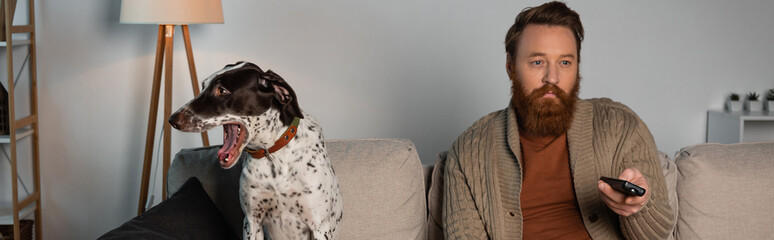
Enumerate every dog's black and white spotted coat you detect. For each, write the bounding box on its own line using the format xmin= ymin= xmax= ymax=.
xmin=169 ymin=62 xmax=343 ymax=240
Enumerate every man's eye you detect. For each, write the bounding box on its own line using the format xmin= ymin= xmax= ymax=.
xmin=532 ymin=60 xmax=542 ymax=66
xmin=561 ymin=60 xmax=571 ymax=65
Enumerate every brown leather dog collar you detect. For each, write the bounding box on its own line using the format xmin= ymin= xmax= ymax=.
xmin=246 ymin=117 xmax=300 ymax=159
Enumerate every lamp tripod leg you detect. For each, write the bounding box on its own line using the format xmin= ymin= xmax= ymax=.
xmin=138 ymin=25 xmax=166 ymax=215
xmin=162 ymin=25 xmax=174 ymax=201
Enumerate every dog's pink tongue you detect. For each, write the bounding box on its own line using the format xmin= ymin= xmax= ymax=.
xmin=217 ymin=124 xmax=239 ymax=162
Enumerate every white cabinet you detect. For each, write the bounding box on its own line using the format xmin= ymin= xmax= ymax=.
xmin=707 ymin=110 xmax=774 ymax=143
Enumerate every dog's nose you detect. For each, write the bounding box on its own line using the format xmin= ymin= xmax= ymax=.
xmin=168 ymin=115 xmax=179 ymax=129
xmin=168 ymin=111 xmax=184 ymax=129
xmin=169 ymin=108 xmax=201 ymax=131
xmin=168 ymin=118 xmax=179 ymax=129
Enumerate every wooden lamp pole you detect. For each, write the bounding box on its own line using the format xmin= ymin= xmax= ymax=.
xmin=137 ymin=24 xmax=210 ymax=214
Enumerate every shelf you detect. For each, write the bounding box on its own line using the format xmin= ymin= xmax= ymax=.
xmin=0 ymin=39 xmax=31 ymax=47
xmin=709 ymin=110 xmax=774 ymax=120
xmin=707 ymin=110 xmax=774 ymax=143
xmin=0 ymin=201 xmax=35 ymax=225
xmin=0 ymin=128 xmax=33 ymax=144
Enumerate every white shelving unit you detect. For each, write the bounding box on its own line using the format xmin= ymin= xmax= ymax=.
xmin=1 ymin=128 xmax=35 ymax=225
xmin=0 ymin=0 xmax=41 ymax=238
xmin=0 ymin=127 xmax=32 ymax=143
xmin=707 ymin=110 xmax=774 ymax=143
xmin=0 ymin=201 xmax=34 ymax=224
xmin=0 ymin=38 xmax=27 ymax=47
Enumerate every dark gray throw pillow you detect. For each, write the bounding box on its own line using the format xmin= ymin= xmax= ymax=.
xmin=99 ymin=177 xmax=239 ymax=240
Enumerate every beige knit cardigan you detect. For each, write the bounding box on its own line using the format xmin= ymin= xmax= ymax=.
xmin=442 ymin=98 xmax=674 ymax=240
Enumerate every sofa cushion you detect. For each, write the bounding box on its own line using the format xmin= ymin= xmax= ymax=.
xmin=673 ymin=142 xmax=774 ymax=240
xmin=167 ymin=138 xmax=427 ymax=240
xmin=326 ymin=138 xmax=427 ymax=240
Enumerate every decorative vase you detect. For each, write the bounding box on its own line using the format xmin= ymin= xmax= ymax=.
xmin=765 ymin=100 xmax=774 ymax=112
xmin=744 ymin=99 xmax=762 ymax=112
xmin=726 ymin=100 xmax=743 ymax=112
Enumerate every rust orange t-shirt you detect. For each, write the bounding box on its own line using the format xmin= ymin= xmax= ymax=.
xmin=519 ymin=132 xmax=592 ymax=240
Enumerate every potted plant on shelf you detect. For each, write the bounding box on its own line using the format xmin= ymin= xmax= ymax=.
xmin=765 ymin=89 xmax=774 ymax=112
xmin=744 ymin=92 xmax=761 ymax=112
xmin=726 ymin=92 xmax=742 ymax=112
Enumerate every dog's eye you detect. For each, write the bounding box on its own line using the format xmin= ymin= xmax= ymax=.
xmin=217 ymin=86 xmax=230 ymax=96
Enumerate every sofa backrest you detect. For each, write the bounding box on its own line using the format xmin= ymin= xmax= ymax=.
xmin=326 ymin=138 xmax=427 ymax=240
xmin=672 ymin=142 xmax=774 ymax=240
xmin=167 ymin=138 xmax=428 ymax=239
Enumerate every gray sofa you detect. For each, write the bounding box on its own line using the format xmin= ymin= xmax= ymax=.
xmin=166 ymin=139 xmax=774 ymax=239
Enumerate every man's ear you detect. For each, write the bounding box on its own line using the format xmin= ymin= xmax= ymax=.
xmin=261 ymin=70 xmax=304 ymax=125
xmin=505 ymin=55 xmax=515 ymax=79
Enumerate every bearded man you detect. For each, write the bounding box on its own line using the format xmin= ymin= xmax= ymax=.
xmin=442 ymin=2 xmax=674 ymax=239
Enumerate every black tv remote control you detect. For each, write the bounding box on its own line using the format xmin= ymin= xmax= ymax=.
xmin=600 ymin=176 xmax=646 ymax=197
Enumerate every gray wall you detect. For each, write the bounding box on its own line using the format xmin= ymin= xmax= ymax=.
xmin=10 ymin=0 xmax=774 ymax=238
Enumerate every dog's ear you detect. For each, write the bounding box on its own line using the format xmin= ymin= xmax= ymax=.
xmin=261 ymin=70 xmax=304 ymax=125
xmin=242 ymin=62 xmax=264 ymax=73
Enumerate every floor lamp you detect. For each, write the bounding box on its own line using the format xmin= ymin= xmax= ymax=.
xmin=120 ymin=0 xmax=224 ymax=214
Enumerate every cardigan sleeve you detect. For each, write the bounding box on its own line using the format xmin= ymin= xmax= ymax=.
xmin=617 ymin=119 xmax=675 ymax=240
xmin=442 ymin=147 xmax=489 ymax=240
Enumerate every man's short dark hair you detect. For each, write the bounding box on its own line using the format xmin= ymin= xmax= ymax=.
xmin=505 ymin=1 xmax=584 ymax=62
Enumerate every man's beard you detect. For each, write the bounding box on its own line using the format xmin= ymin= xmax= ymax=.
xmin=510 ymin=76 xmax=580 ymax=137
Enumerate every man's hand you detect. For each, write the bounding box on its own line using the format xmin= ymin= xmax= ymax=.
xmin=597 ymin=168 xmax=650 ymax=217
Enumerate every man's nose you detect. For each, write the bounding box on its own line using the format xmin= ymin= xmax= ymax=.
xmin=542 ymin=63 xmax=559 ymax=85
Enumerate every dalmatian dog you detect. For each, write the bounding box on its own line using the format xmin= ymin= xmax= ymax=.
xmin=168 ymin=61 xmax=343 ymax=240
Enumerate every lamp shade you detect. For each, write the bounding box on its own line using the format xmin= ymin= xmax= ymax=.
xmin=120 ymin=0 xmax=224 ymax=24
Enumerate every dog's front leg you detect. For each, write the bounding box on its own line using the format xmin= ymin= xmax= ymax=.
xmin=242 ymin=217 xmax=264 ymax=240
xmin=311 ymin=229 xmax=331 ymax=240
xmin=240 ymin=176 xmax=267 ymax=240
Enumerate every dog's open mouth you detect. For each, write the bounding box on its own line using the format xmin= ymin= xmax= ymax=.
xmin=217 ymin=123 xmax=246 ymax=168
